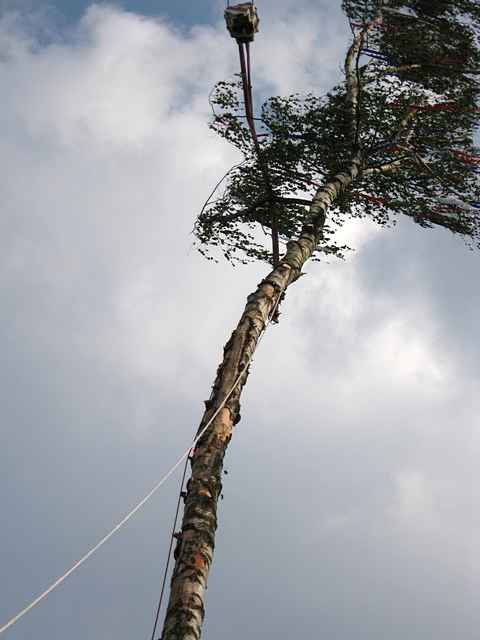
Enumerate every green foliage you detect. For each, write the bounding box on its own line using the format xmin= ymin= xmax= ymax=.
xmin=196 ymin=1 xmax=480 ymax=265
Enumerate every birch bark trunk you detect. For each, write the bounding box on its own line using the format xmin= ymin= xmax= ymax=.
xmin=159 ymin=157 xmax=362 ymax=640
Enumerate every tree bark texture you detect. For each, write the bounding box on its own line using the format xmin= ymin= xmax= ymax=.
xmin=159 ymin=158 xmax=362 ymax=640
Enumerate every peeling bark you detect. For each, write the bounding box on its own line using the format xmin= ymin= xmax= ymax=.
xmin=159 ymin=158 xmax=362 ymax=640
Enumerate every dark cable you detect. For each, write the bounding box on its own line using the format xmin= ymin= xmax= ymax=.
xmin=193 ymin=159 xmax=249 ymax=240
xmin=149 ymin=454 xmax=190 ymax=640
xmin=238 ymin=39 xmax=279 ymax=265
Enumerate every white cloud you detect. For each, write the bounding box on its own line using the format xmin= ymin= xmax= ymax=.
xmin=389 ymin=469 xmax=434 ymax=523
xmin=0 ymin=1 xmax=352 ymax=390
xmin=0 ymin=5 xmax=231 ymax=146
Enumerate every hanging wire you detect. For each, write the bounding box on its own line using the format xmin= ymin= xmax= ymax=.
xmin=0 ymin=270 xmax=288 ymax=638
xmin=236 ymin=35 xmax=279 ymax=264
xmin=149 ymin=456 xmax=190 ymax=640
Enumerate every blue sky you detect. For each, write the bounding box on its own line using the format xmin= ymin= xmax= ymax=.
xmin=4 ymin=0 xmax=218 ymax=27
xmin=65 ymin=0 xmax=216 ymax=25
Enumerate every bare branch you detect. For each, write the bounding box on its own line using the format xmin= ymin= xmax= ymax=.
xmin=277 ymin=197 xmax=313 ymax=207
xmin=411 ymin=209 xmax=474 ymax=235
xmin=197 ymin=195 xmax=270 ymax=226
xmin=344 ymin=16 xmax=383 ymax=146
xmin=364 ymin=107 xmax=419 ymax=174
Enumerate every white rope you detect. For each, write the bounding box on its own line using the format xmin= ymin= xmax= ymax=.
xmin=0 ymin=274 xmax=287 ymax=636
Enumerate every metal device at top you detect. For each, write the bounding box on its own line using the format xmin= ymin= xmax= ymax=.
xmin=225 ymin=3 xmax=260 ymax=43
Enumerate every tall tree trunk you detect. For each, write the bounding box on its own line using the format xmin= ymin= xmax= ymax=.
xmin=159 ymin=158 xmax=362 ymax=640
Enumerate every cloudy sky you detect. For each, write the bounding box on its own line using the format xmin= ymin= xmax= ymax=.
xmin=0 ymin=1 xmax=478 ymax=639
